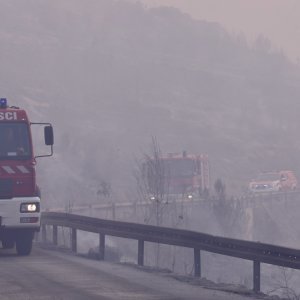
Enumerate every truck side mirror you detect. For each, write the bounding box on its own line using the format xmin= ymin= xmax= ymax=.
xmin=44 ymin=125 xmax=54 ymax=146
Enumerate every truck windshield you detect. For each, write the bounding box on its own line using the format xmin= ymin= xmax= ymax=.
xmin=163 ymin=159 xmax=195 ymax=177
xmin=0 ymin=123 xmax=31 ymax=160
xmin=257 ymin=173 xmax=280 ymax=181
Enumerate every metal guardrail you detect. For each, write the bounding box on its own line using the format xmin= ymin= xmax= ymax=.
xmin=41 ymin=212 xmax=300 ymax=293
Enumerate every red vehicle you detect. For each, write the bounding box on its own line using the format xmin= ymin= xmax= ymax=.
xmin=0 ymin=98 xmax=54 ymax=255
xmin=248 ymin=170 xmax=297 ymax=193
xmin=144 ymin=151 xmax=210 ymax=199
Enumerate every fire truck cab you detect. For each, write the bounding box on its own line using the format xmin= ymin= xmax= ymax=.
xmin=144 ymin=151 xmax=210 ymax=200
xmin=0 ymin=98 xmax=53 ymax=255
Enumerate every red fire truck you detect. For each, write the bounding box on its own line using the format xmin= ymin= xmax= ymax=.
xmin=144 ymin=151 xmax=210 ymax=199
xmin=0 ymin=98 xmax=54 ymax=255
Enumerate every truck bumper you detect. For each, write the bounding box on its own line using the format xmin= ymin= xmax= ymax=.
xmin=0 ymin=196 xmax=40 ymax=230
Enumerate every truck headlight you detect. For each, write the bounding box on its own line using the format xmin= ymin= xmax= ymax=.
xmin=20 ymin=203 xmax=40 ymax=213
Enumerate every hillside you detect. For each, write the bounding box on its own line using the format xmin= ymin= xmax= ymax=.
xmin=1 ymin=0 xmax=300 ymax=205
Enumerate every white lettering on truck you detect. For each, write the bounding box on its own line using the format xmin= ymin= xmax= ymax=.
xmin=0 ymin=112 xmax=17 ymax=121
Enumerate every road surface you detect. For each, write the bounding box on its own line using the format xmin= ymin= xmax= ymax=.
xmin=0 ymin=246 xmax=265 ymax=300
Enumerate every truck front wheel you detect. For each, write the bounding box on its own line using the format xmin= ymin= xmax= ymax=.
xmin=16 ymin=231 xmax=34 ymax=256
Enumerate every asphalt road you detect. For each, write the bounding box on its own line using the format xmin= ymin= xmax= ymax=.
xmin=0 ymin=245 xmax=262 ymax=300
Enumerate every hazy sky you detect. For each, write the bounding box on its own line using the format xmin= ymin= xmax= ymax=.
xmin=133 ymin=0 xmax=300 ymax=63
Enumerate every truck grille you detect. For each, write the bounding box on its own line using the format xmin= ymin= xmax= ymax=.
xmin=0 ymin=179 xmax=13 ymax=199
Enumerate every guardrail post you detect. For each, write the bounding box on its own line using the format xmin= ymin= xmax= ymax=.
xmin=253 ymin=260 xmax=260 ymax=292
xmin=53 ymin=225 xmax=58 ymax=245
xmin=112 ymin=203 xmax=116 ymax=220
xmin=138 ymin=240 xmax=144 ymax=266
xmin=71 ymin=228 xmax=77 ymax=253
xmin=99 ymin=233 xmax=105 ymax=260
xmin=132 ymin=202 xmax=137 ymax=217
xmin=42 ymin=224 xmax=47 ymax=243
xmin=194 ymin=248 xmax=201 ymax=277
